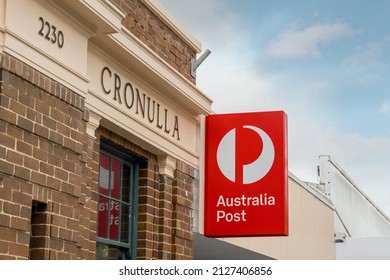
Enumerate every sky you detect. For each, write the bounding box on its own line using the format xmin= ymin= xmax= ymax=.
xmin=159 ymin=0 xmax=390 ymax=217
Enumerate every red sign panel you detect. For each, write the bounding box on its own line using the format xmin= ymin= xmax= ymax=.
xmin=204 ymin=111 xmax=288 ymax=237
xmin=98 ymin=154 xmax=120 ymax=240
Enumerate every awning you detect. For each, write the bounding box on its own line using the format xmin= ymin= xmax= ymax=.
xmin=193 ymin=233 xmax=274 ymax=260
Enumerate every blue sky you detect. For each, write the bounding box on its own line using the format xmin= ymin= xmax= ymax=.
xmin=159 ymin=0 xmax=390 ymax=216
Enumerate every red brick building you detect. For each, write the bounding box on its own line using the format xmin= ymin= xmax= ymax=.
xmin=0 ymin=0 xmax=212 ymax=259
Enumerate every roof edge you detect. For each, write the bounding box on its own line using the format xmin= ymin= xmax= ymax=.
xmin=141 ymin=0 xmax=202 ymax=53
xmin=288 ymin=172 xmax=334 ymax=209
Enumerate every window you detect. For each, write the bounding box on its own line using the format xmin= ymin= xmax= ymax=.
xmin=96 ymin=140 xmax=139 ymax=260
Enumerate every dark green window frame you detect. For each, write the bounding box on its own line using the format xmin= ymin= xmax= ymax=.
xmin=96 ymin=139 xmax=139 ymax=260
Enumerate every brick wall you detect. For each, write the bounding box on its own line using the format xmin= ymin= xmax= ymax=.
xmin=0 ymin=54 xmax=95 ymax=259
xmin=110 ymin=0 xmax=197 ymax=84
xmin=0 ymin=0 xmax=198 ymax=259
xmin=172 ymin=162 xmax=195 ymax=259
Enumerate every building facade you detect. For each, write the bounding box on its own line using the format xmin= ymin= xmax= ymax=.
xmin=6 ymin=0 xmax=384 ymax=261
xmin=0 ymin=0 xmax=212 ymax=259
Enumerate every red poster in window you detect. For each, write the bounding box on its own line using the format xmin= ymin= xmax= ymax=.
xmin=204 ymin=111 xmax=288 ymax=237
xmin=109 ymin=159 xmax=120 ymax=240
xmin=98 ymin=155 xmax=120 ymax=240
xmin=98 ymin=154 xmax=110 ymax=239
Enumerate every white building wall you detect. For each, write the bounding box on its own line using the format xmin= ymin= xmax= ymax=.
xmin=336 ymin=237 xmax=390 ymax=259
xmin=319 ymin=155 xmax=390 ymax=237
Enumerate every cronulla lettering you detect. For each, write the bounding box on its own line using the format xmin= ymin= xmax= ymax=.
xmin=101 ymin=66 xmax=180 ymax=141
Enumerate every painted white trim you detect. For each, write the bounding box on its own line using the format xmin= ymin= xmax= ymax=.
xmin=85 ymin=92 xmax=200 ymax=168
xmin=111 ymin=27 xmax=213 ymax=115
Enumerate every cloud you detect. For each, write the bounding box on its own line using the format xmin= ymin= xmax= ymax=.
xmin=380 ymin=99 xmax=390 ymax=114
xmin=341 ymin=42 xmax=384 ymax=84
xmin=267 ymin=21 xmax=356 ymax=58
xmin=288 ymin=116 xmax=390 ymax=217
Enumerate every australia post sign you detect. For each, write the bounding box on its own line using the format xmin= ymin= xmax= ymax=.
xmin=204 ymin=111 xmax=288 ymax=237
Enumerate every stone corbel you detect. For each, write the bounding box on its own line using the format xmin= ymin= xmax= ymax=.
xmin=86 ymin=110 xmax=101 ymax=139
xmin=158 ymin=154 xmax=176 ymax=178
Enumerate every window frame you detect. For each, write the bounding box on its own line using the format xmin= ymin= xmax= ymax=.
xmin=96 ymin=138 xmax=140 ymax=260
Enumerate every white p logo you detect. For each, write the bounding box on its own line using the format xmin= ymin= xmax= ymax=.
xmin=216 ymin=125 xmax=275 ymax=184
